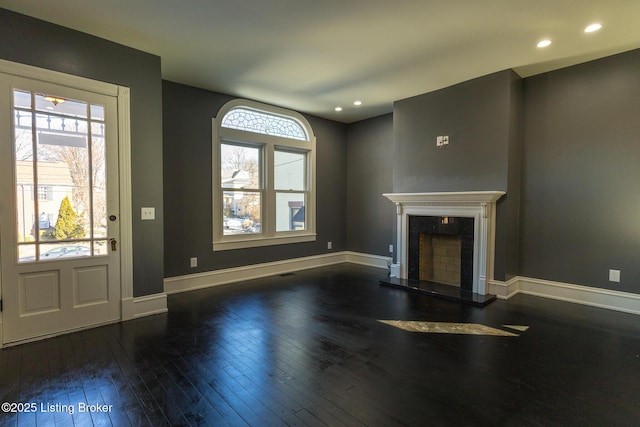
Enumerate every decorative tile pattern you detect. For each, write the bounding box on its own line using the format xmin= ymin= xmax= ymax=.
xmin=379 ymin=320 xmax=520 ymax=336
xmin=503 ymin=324 xmax=530 ymax=332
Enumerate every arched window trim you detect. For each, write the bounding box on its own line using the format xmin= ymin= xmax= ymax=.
xmin=213 ymin=99 xmax=317 ymax=251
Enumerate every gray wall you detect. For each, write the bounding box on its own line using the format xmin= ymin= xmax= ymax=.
xmin=0 ymin=9 xmax=164 ymax=297
xmin=352 ymin=50 xmax=640 ymax=292
xmin=7 ymin=7 xmax=636 ymax=294
xmin=162 ymin=81 xmax=347 ymax=278
xmin=346 ymin=114 xmax=395 ymax=258
xmin=392 ymin=70 xmax=522 ymax=280
xmin=393 ymin=71 xmax=515 ymax=193
xmin=520 ymin=49 xmax=640 ymax=292
xmin=500 ymin=72 xmax=523 ymax=281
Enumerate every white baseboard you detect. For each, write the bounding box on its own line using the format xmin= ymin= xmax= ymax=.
xmin=0 ymin=294 xmax=167 ymax=348
xmin=5 ymin=255 xmax=639 ymax=349
xmin=344 ymin=251 xmax=392 ymax=269
xmin=121 ymin=294 xmax=168 ymax=320
xmin=164 ymin=251 xmax=389 ymax=294
xmin=489 ymin=276 xmax=640 ymax=315
xmin=165 ymin=253 xmax=640 ymax=316
xmin=132 ymin=293 xmax=168 ymax=318
xmin=121 ymin=297 xmax=134 ymax=321
xmin=165 ymin=252 xmax=347 ymax=294
xmin=488 ymin=276 xmax=520 ymax=300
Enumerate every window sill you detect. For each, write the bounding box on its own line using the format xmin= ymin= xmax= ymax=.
xmin=213 ymin=233 xmax=317 ymax=251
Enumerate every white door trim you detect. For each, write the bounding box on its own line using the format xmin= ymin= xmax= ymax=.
xmin=0 ymin=60 xmax=134 ymax=346
xmin=115 ymin=86 xmax=135 ymax=321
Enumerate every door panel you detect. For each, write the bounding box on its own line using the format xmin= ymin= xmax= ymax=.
xmin=21 ymin=270 xmax=60 ymax=314
xmin=1 ymin=73 xmax=121 ymax=344
xmin=74 ymin=266 xmax=108 ymax=306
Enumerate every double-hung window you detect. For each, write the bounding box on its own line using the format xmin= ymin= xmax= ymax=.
xmin=213 ymin=100 xmax=316 ymax=251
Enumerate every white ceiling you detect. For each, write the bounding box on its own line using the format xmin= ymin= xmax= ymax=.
xmin=3 ymin=0 xmax=640 ymax=123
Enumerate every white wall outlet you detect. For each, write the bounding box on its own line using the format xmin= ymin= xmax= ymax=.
xmin=609 ymin=269 xmax=620 ymax=283
xmin=327 ymin=241 xmax=332 ymax=250
xmin=141 ymin=207 xmax=155 ymax=220
xmin=190 ymin=257 xmax=198 ymax=268
xmin=389 ymin=244 xmax=394 ymax=253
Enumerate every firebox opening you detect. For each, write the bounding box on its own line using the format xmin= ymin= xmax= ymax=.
xmin=408 ymin=216 xmax=474 ymax=291
xmin=419 ymin=234 xmax=462 ymax=286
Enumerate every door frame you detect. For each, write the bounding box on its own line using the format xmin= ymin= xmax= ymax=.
xmin=0 ymin=59 xmax=134 ymax=347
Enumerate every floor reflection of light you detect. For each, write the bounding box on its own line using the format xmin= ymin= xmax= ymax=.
xmin=378 ymin=320 xmax=527 ymax=337
xmin=215 ymin=296 xmax=272 ymax=391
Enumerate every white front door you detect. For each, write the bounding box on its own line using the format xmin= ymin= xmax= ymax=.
xmin=0 ymin=73 xmax=121 ymax=345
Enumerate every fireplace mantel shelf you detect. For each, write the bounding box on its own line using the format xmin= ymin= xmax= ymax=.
xmin=383 ymin=191 xmax=505 ymax=205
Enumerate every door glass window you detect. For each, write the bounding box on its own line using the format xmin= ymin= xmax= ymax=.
xmin=13 ymin=89 xmax=108 ymax=262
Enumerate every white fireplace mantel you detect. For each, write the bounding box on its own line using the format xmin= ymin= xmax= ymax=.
xmin=383 ymin=191 xmax=505 ymax=295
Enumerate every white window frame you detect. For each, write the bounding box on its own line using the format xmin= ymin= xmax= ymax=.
xmin=212 ymin=99 xmax=316 ymax=251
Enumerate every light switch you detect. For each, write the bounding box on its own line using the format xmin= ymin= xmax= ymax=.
xmin=609 ymin=269 xmax=620 ymax=283
xmin=141 ymin=207 xmax=155 ymax=220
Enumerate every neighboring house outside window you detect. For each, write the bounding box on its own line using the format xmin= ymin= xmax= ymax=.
xmin=212 ymin=99 xmax=316 ymax=251
xmin=15 ymin=161 xmax=74 ymax=241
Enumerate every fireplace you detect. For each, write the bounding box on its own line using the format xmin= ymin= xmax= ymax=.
xmin=408 ymin=215 xmax=474 ymax=291
xmin=383 ymin=191 xmax=504 ymax=295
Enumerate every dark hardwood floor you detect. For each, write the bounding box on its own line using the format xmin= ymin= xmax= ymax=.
xmin=1 ymin=264 xmax=640 ymax=426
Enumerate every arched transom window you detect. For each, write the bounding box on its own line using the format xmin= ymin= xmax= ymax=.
xmin=213 ymin=99 xmax=316 ymax=251
xmin=221 ymin=107 xmax=308 ymax=141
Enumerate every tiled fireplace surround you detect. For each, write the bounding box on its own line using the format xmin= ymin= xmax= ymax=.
xmin=384 ymin=191 xmax=505 ymax=295
xmin=410 ymin=216 xmax=474 ymax=289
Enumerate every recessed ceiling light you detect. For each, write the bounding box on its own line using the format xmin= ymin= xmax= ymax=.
xmin=353 ymin=100 xmax=362 ymax=106
xmin=585 ymin=23 xmax=602 ymax=33
xmin=537 ymin=39 xmax=552 ymax=48
xmin=334 ymin=107 xmax=342 ymax=112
